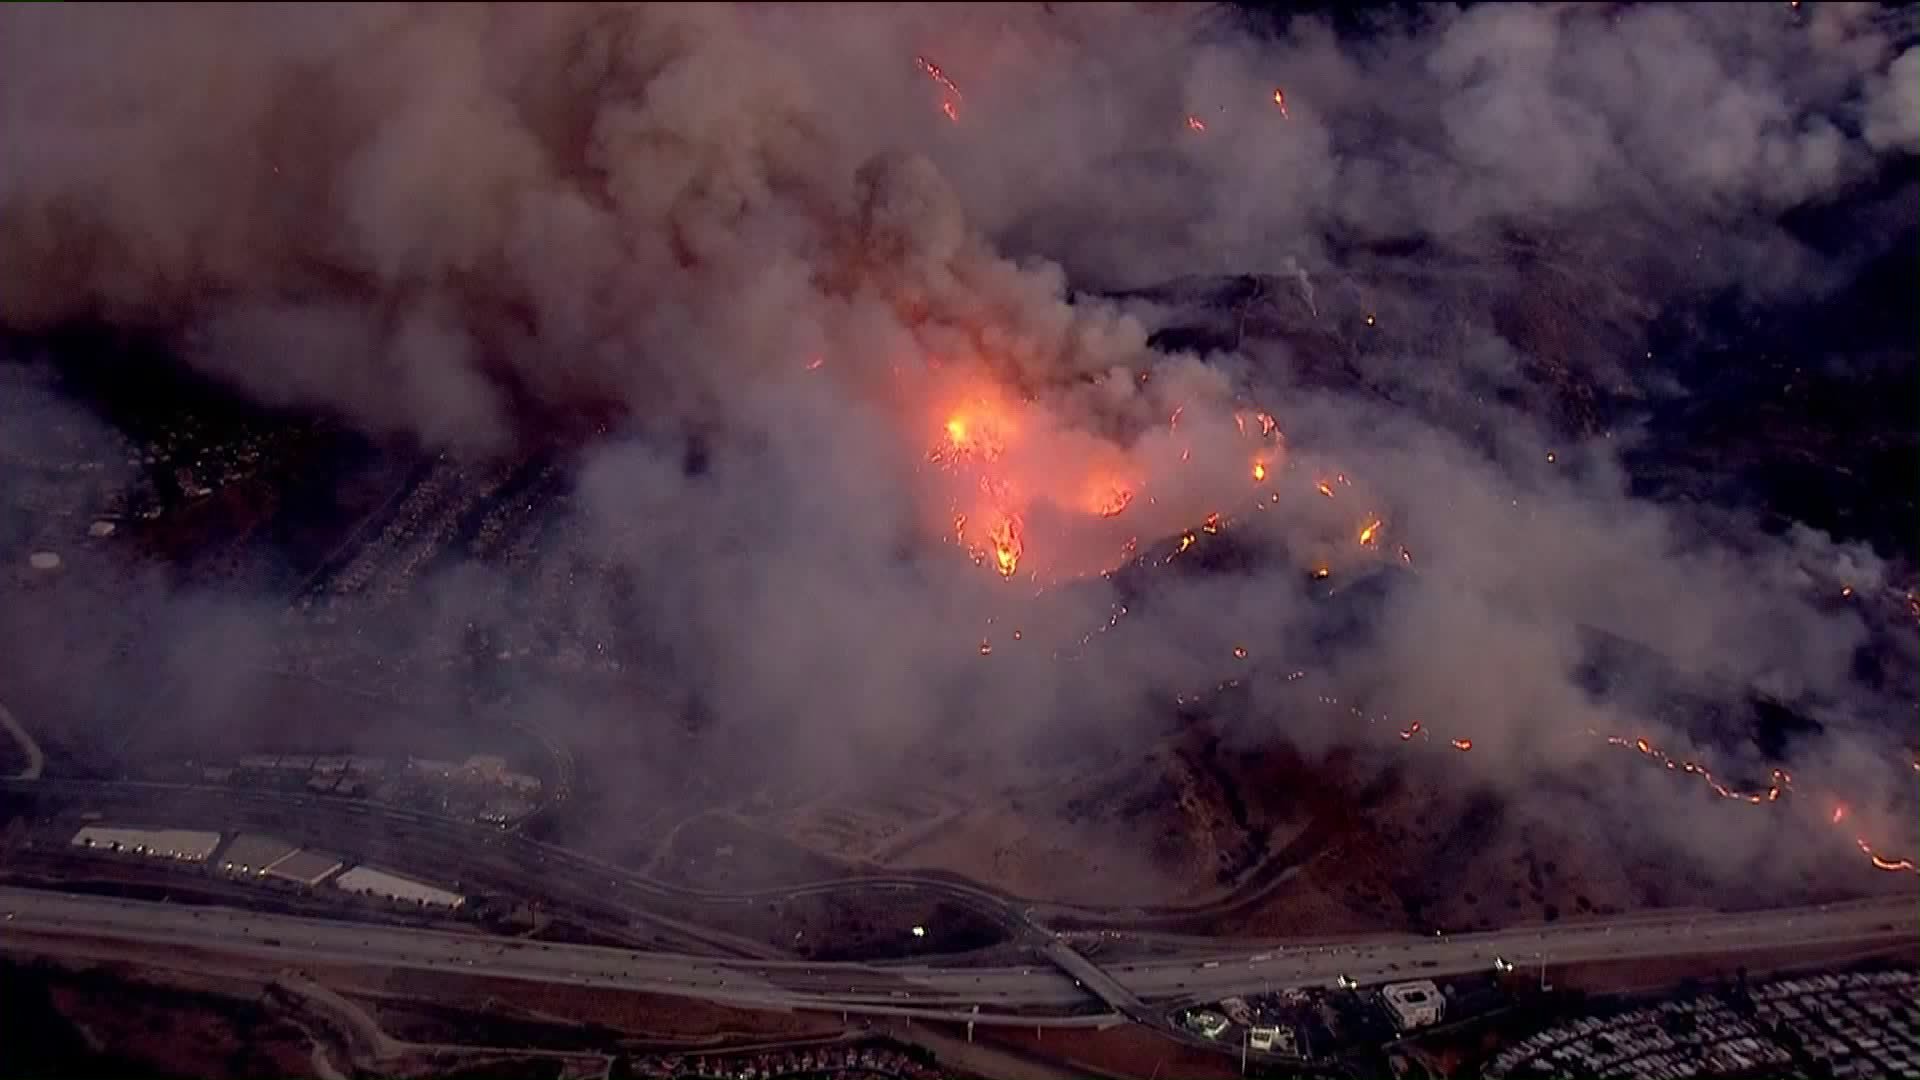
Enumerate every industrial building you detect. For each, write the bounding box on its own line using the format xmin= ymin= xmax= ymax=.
xmin=220 ymin=832 xmax=297 ymax=876
xmin=1382 ymin=980 xmax=1445 ymax=1031
xmin=72 ymin=826 xmax=221 ymax=863
xmin=333 ymin=865 xmax=465 ymax=909
xmin=266 ymin=849 xmax=344 ymax=887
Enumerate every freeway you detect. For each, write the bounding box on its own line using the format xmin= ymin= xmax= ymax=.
xmin=0 ymin=776 xmax=1151 ymax=1014
xmin=1 ymin=885 xmax=1911 ymax=1026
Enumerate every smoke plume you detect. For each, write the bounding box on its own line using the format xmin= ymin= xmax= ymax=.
xmin=2 ymin=2 xmax=1915 ymax=899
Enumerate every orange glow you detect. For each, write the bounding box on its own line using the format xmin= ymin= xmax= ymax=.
xmin=917 ymin=56 xmax=961 ymax=97
xmin=1451 ymin=738 xmax=1473 ymax=751
xmin=1859 ymin=838 xmax=1917 ymax=873
xmin=1252 ymin=461 xmax=1268 ymax=482
xmin=1091 ymin=484 xmax=1135 ymax=518
xmin=1177 ymin=532 xmax=1196 ymax=554
xmin=916 ymin=56 xmax=963 ymax=122
xmin=1272 ymin=87 xmax=1289 ymax=119
xmin=1202 ymin=512 xmax=1222 ymax=534
xmin=989 ymin=515 xmax=1022 ymax=578
xmin=1317 ymin=481 xmax=1334 ymax=498
xmin=1311 ymin=566 xmax=1330 ymax=579
xmin=1358 ymin=518 xmax=1382 ymax=546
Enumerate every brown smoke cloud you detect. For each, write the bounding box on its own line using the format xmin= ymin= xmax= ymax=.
xmin=2 ymin=2 xmax=1914 ymax=889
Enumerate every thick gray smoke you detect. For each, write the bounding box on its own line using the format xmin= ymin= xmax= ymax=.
xmin=2 ymin=2 xmax=1915 ymax=895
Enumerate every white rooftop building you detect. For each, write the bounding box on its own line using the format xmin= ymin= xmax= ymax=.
xmin=1382 ymin=980 xmax=1445 ymax=1031
xmin=72 ymin=826 xmax=221 ymax=863
xmin=334 ymin=865 xmax=464 ymax=909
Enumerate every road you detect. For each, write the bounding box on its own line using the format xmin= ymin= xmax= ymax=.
xmin=2 ymin=885 xmax=1910 ymax=1028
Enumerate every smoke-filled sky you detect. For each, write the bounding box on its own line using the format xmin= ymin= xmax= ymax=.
xmin=2 ymin=2 xmax=1915 ymax=884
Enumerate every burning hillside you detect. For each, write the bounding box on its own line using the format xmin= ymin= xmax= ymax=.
xmin=2 ymin=2 xmax=1916 ymax=897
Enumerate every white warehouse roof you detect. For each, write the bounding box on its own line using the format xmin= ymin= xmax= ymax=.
xmin=72 ymin=825 xmax=221 ymax=862
xmin=333 ymin=865 xmax=464 ymax=909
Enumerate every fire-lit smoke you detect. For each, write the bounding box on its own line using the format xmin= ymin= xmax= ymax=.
xmin=1 ymin=2 xmax=1915 ymax=894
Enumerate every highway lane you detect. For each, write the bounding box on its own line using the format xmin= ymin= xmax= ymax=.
xmin=1100 ymin=895 xmax=1917 ymax=1003
xmin=0 ymin=885 xmax=1099 ymax=1020
xmin=1 ymin=777 xmax=1147 ymax=1013
xmin=8 ymin=778 xmax=1914 ymax=1028
xmin=2 ymin=885 xmax=1911 ymax=1023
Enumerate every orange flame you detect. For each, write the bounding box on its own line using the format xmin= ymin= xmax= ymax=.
xmin=1451 ymin=738 xmax=1473 ymax=751
xmin=1358 ymin=519 xmax=1382 ymax=546
xmin=916 ymin=55 xmax=962 ymax=122
xmin=1860 ymin=840 xmax=1917 ymax=872
xmin=1092 ymin=485 xmax=1135 ymax=519
xmin=1272 ymin=87 xmax=1289 ymax=119
xmin=1251 ymin=461 xmax=1268 ymax=482
xmin=917 ymin=56 xmax=962 ymax=96
xmin=1317 ymin=481 xmax=1334 ymax=498
xmin=989 ymin=515 xmax=1022 ymax=578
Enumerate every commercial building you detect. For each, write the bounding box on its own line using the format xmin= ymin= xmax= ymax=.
xmin=72 ymin=826 xmax=221 ymax=863
xmin=266 ymin=849 xmax=344 ymax=887
xmin=1382 ymin=980 xmax=1445 ymax=1031
xmin=220 ymin=833 xmax=298 ymax=876
xmin=1184 ymin=1009 xmax=1231 ymax=1040
xmin=334 ymin=865 xmax=465 ymax=909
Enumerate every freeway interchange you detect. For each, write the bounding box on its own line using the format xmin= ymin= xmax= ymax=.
xmin=1 ymin=774 xmax=1915 ymax=1059
xmin=2 ymin=884 xmax=1913 ymax=1029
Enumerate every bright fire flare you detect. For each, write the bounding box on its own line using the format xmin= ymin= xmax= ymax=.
xmin=1092 ymin=485 xmax=1135 ymax=518
xmin=988 ymin=515 xmax=1021 ymax=578
xmin=1317 ymin=481 xmax=1335 ymax=498
xmin=1252 ymin=461 xmax=1268 ymax=482
xmin=1358 ymin=518 xmax=1382 ymax=546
